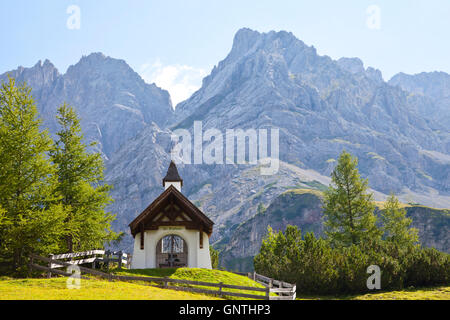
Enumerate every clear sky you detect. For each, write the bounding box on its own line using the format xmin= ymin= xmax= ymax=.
xmin=1 ymin=0 xmax=450 ymax=105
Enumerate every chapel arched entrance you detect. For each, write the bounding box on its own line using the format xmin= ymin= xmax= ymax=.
xmin=155 ymin=234 xmax=188 ymax=268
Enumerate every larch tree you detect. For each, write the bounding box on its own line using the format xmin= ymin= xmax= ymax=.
xmin=323 ymin=150 xmax=381 ymax=247
xmin=380 ymin=193 xmax=419 ymax=246
xmin=50 ymin=103 xmax=121 ymax=252
xmin=0 ymin=77 xmax=67 ymax=274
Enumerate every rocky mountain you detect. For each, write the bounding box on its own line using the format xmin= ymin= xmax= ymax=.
xmin=221 ymin=189 xmax=450 ymax=272
xmin=0 ymin=53 xmax=173 ymax=159
xmin=104 ymin=28 xmax=450 ymax=257
xmin=220 ymin=189 xmax=325 ymax=271
xmin=172 ymin=29 xmax=449 ymax=198
xmin=389 ymin=71 xmax=450 ymax=128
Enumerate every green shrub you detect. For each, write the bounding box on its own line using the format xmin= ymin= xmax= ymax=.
xmin=404 ymin=247 xmax=450 ymax=287
xmin=254 ymin=226 xmax=450 ymax=295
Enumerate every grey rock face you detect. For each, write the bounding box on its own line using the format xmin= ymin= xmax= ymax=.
xmin=337 ymin=57 xmax=365 ymax=74
xmin=105 ymin=123 xmax=174 ymax=248
xmin=173 ymin=28 xmax=449 ymax=197
xmin=220 ymin=190 xmax=325 ymax=272
xmin=0 ymin=53 xmax=173 ymax=159
xmin=389 ymin=71 xmax=450 ymax=128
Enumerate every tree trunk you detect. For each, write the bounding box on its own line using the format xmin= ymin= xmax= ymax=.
xmin=12 ymin=248 xmax=22 ymax=273
xmin=66 ymin=236 xmax=73 ymax=253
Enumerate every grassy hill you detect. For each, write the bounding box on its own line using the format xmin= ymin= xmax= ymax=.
xmin=0 ymin=268 xmax=267 ymax=300
xmin=112 ymin=267 xmax=268 ymax=299
xmin=113 ymin=267 xmax=258 ymax=285
xmin=0 ymin=276 xmax=220 ymax=300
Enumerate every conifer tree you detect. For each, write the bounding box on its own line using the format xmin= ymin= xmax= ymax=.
xmin=50 ymin=103 xmax=121 ymax=252
xmin=323 ymin=150 xmax=381 ymax=247
xmin=209 ymin=246 xmax=219 ymax=269
xmin=380 ymin=193 xmax=419 ymax=246
xmin=0 ymin=77 xmax=67 ymax=273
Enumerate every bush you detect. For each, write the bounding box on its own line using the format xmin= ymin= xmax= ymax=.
xmin=404 ymin=247 xmax=450 ymax=287
xmin=295 ymin=233 xmax=339 ymax=294
xmin=254 ymin=226 xmax=450 ymax=295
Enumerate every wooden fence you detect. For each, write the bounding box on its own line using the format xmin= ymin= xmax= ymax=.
xmin=248 ymin=271 xmax=295 ymax=288
xmin=48 ymin=250 xmax=131 ymax=270
xmin=246 ymin=271 xmax=296 ymax=299
xmin=29 ymin=254 xmax=296 ymax=300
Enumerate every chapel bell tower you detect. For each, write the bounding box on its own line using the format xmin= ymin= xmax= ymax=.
xmin=163 ymin=161 xmax=183 ymax=192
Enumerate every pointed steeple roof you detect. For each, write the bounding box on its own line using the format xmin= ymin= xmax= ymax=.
xmin=163 ymin=161 xmax=183 ymax=187
xmin=129 ymin=183 xmax=214 ymax=237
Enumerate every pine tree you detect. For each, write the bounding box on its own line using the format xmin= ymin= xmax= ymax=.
xmin=254 ymin=226 xmax=281 ymax=278
xmin=254 ymin=225 xmax=303 ymax=282
xmin=380 ymin=193 xmax=419 ymax=246
xmin=0 ymin=77 xmax=68 ymax=273
xmin=323 ymin=150 xmax=381 ymax=247
xmin=50 ymin=103 xmax=121 ymax=252
xmin=209 ymin=246 xmax=219 ymax=269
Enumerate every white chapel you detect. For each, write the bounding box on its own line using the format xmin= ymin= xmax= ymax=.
xmin=129 ymin=161 xmax=214 ymax=269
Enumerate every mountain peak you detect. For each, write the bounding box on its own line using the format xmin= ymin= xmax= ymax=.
xmin=30 ymin=58 xmax=57 ymax=71
xmin=234 ymin=27 xmax=261 ymax=38
xmin=231 ymin=28 xmax=304 ymax=56
xmin=1 ymin=52 xmax=175 ymax=159
xmin=337 ymin=57 xmax=365 ymax=74
xmin=66 ymin=52 xmax=138 ymax=81
xmin=81 ymin=52 xmax=107 ymax=61
xmin=76 ymin=52 xmax=127 ymax=68
xmin=230 ymin=28 xmax=262 ymax=57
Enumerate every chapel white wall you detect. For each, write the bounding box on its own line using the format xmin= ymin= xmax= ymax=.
xmin=131 ymin=227 xmax=211 ymax=269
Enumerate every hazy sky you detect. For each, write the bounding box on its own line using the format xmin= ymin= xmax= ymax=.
xmin=1 ymin=0 xmax=449 ymax=105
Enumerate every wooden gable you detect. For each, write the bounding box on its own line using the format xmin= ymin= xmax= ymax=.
xmin=129 ymin=185 xmax=214 ymax=238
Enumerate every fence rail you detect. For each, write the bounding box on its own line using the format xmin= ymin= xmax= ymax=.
xmin=47 ymin=250 xmax=130 ymax=270
xmin=29 ymin=254 xmax=296 ymax=300
xmin=246 ymin=271 xmax=296 ymax=300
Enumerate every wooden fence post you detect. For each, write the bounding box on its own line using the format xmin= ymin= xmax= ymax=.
xmin=105 ymin=250 xmax=111 ymax=271
xmin=47 ymin=254 xmax=54 ymax=278
xmin=28 ymin=256 xmax=34 ymax=277
xmin=253 ymin=271 xmax=256 ymax=281
xmin=164 ymin=277 xmax=169 ymax=288
xmin=269 ymin=278 xmax=273 ymax=288
xmin=265 ymin=287 xmax=270 ymax=300
xmin=127 ymin=254 xmax=132 ymax=269
xmin=117 ymin=251 xmax=122 ymax=269
xmin=219 ymin=282 xmax=223 ymax=298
